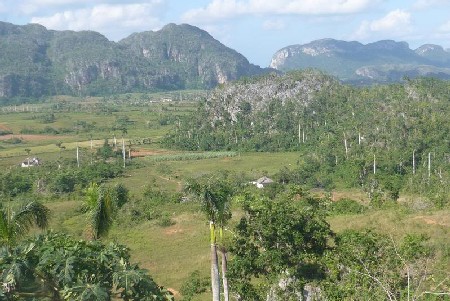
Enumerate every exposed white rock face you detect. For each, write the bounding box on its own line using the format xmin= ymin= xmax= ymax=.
xmin=270 ymin=49 xmax=290 ymax=69
xmin=270 ymin=44 xmax=334 ymax=70
xmin=215 ymin=63 xmax=228 ymax=84
xmin=301 ymin=46 xmax=332 ymax=57
xmin=142 ymin=48 xmax=151 ymax=58
xmin=415 ymin=44 xmax=445 ymax=55
xmin=355 ymin=67 xmax=379 ymax=79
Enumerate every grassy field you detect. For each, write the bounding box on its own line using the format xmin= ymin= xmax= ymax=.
xmin=2 ymin=96 xmax=450 ymax=300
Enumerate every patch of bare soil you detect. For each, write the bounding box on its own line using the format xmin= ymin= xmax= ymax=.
xmin=412 ymin=215 xmax=449 ymax=227
xmin=0 ymin=124 xmax=12 ymax=131
xmin=163 ymin=225 xmax=185 ymax=236
xmin=167 ymin=288 xmax=180 ymax=298
xmin=130 ymin=149 xmax=173 ymax=157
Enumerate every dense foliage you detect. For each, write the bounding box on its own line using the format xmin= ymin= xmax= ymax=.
xmin=0 ymin=160 xmax=124 ymax=196
xmin=0 ymin=232 xmax=173 ymax=300
xmin=228 ymin=187 xmax=333 ymax=300
xmin=227 ymin=186 xmax=447 ymax=300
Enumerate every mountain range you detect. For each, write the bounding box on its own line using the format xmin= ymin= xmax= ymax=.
xmin=0 ymin=21 xmax=267 ymax=100
xmin=2 ymin=21 xmax=450 ymax=100
xmin=270 ymin=39 xmax=450 ymax=84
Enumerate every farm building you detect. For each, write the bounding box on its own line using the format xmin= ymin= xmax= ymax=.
xmin=21 ymin=157 xmax=40 ymax=167
xmin=252 ymin=176 xmax=274 ymax=188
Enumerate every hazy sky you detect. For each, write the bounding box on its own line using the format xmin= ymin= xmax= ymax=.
xmin=1 ymin=0 xmax=450 ymax=66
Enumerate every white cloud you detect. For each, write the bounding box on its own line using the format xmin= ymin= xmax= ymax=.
xmin=19 ymin=0 xmax=108 ymax=15
xmin=370 ymin=9 xmax=411 ymax=32
xmin=413 ymin=0 xmax=450 ymax=10
xmin=182 ymin=0 xmax=376 ymax=23
xmin=30 ymin=2 xmax=166 ymax=40
xmin=352 ymin=9 xmax=412 ymax=40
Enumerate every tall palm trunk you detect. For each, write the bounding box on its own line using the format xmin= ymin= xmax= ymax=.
xmin=220 ymin=247 xmax=229 ymax=301
xmin=210 ymin=221 xmax=221 ymax=301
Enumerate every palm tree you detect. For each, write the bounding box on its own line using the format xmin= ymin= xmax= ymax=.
xmin=0 ymin=201 xmax=50 ymax=249
xmin=185 ymin=176 xmax=233 ymax=301
xmin=217 ymin=202 xmax=231 ymax=301
xmin=83 ymin=183 xmax=115 ymax=240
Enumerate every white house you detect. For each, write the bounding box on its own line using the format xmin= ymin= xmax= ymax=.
xmin=252 ymin=176 xmax=274 ymax=189
xmin=21 ymin=157 xmax=40 ymax=167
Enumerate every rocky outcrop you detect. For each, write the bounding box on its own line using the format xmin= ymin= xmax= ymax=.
xmin=271 ymin=39 xmax=450 ymax=83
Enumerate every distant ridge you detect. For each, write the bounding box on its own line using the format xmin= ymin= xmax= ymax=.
xmin=270 ymin=39 xmax=450 ymax=83
xmin=0 ymin=21 xmax=269 ymax=100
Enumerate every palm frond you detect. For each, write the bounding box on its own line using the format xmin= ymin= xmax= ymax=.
xmin=12 ymin=201 xmax=50 ymax=241
xmin=0 ymin=209 xmax=12 ymax=246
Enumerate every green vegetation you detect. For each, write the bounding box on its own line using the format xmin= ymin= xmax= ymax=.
xmin=165 ymin=72 xmax=450 ymax=207
xmin=0 ymin=21 xmax=267 ymax=100
xmin=0 ymin=232 xmax=173 ymax=300
xmin=0 ymin=201 xmax=50 ymax=248
xmin=272 ymin=39 xmax=450 ymax=83
xmin=1 ymin=73 xmax=450 ymax=300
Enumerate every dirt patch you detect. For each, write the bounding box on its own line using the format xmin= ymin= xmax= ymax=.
xmin=0 ymin=134 xmax=69 ymax=141
xmin=413 ymin=215 xmax=449 ymax=227
xmin=163 ymin=226 xmax=185 ymax=236
xmin=0 ymin=124 xmax=12 ymax=132
xmin=130 ymin=149 xmax=173 ymax=157
xmin=167 ymin=288 xmax=180 ymax=298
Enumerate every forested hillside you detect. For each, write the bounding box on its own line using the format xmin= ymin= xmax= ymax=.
xmin=0 ymin=22 xmax=268 ymax=101
xmin=165 ymin=71 xmax=450 ymax=203
xmin=270 ymin=39 xmax=450 ymax=83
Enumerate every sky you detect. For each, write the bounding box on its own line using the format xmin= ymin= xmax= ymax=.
xmin=1 ymin=0 xmax=450 ymax=67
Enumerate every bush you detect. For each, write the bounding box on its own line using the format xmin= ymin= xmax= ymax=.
xmin=180 ymin=270 xmax=209 ymax=301
xmin=157 ymin=212 xmax=175 ymax=227
xmin=329 ymin=198 xmax=366 ymax=215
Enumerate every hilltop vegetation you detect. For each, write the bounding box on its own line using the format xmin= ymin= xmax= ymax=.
xmin=165 ymin=70 xmax=450 ymax=205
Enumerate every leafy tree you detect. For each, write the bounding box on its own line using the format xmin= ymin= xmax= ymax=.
xmin=97 ymin=138 xmax=114 ymax=160
xmin=0 ymin=201 xmax=50 ymax=248
xmin=228 ymin=188 xmax=333 ymax=300
xmin=0 ymin=232 xmax=173 ymax=300
xmin=321 ymin=230 xmax=446 ymax=300
xmin=0 ymin=170 xmax=34 ymax=197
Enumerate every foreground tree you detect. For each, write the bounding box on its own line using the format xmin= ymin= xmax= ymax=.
xmin=323 ymin=229 xmax=449 ymax=300
xmin=0 ymin=232 xmax=173 ymax=300
xmin=0 ymin=201 xmax=50 ymax=249
xmin=228 ymin=187 xmax=333 ymax=300
xmin=185 ymin=175 xmax=233 ymax=301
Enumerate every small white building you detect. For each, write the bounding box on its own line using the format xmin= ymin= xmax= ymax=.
xmin=252 ymin=176 xmax=274 ymax=189
xmin=21 ymin=157 xmax=40 ymax=167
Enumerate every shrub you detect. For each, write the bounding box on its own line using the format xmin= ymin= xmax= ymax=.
xmin=180 ymin=270 xmax=209 ymax=301
xmin=157 ymin=212 xmax=175 ymax=227
xmin=329 ymin=198 xmax=366 ymax=215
